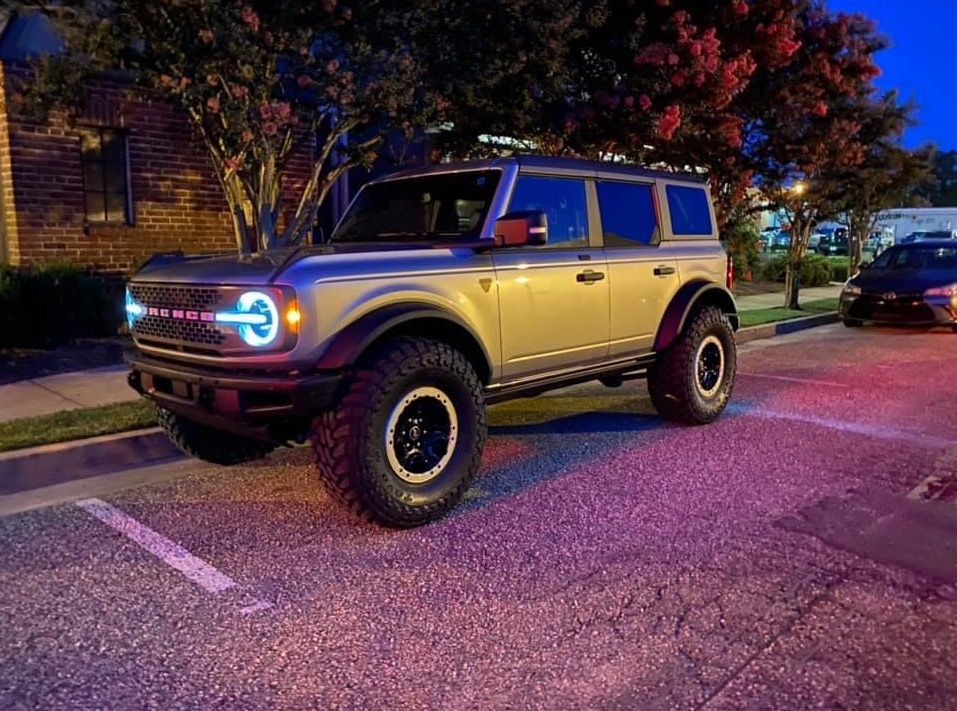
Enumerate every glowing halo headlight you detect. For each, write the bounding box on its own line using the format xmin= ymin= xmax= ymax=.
xmin=216 ymin=290 xmax=280 ymax=347
xmin=125 ymin=288 xmax=144 ymax=329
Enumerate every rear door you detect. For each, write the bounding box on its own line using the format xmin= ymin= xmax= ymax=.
xmin=597 ymin=179 xmax=679 ymax=356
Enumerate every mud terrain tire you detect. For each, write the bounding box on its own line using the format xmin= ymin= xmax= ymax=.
xmin=157 ymin=408 xmax=275 ymax=465
xmin=648 ymin=305 xmax=736 ymax=424
xmin=312 ymin=336 xmax=487 ymax=528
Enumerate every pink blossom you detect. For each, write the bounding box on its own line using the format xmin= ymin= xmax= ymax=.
xmin=240 ymin=7 xmax=260 ymax=32
xmin=262 ymin=122 xmax=278 ymax=136
xmin=206 ymin=96 xmax=220 ymax=113
xmin=296 ymin=74 xmax=312 ymax=89
xmin=658 ymin=105 xmax=682 ymax=140
xmin=638 ymin=94 xmax=652 ymax=111
xmin=198 ymin=29 xmax=214 ymax=45
xmin=231 ymin=85 xmax=249 ymax=98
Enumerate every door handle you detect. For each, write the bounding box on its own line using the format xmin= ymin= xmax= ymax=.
xmin=653 ymin=265 xmax=676 ymax=276
xmin=576 ymin=270 xmax=605 ymax=283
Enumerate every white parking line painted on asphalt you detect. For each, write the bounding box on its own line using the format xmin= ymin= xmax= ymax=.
xmin=77 ymin=497 xmax=272 ymax=614
xmin=729 ymin=403 xmax=956 ymax=450
xmin=737 ymin=372 xmax=849 ymax=388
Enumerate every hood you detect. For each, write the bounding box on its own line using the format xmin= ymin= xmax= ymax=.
xmin=852 ymin=267 xmax=957 ymax=294
xmin=131 ymin=241 xmax=450 ymax=285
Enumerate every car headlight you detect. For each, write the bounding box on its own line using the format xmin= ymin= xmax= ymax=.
xmin=842 ymin=284 xmax=861 ymax=296
xmin=215 ymin=290 xmax=287 ymax=347
xmin=924 ymin=283 xmax=957 ymax=298
xmin=125 ymin=287 xmax=144 ymax=329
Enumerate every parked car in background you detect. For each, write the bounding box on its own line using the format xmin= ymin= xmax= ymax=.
xmin=839 ymin=239 xmax=957 ymax=331
xmin=767 ymin=231 xmax=790 ymax=252
xmin=865 ymin=230 xmax=894 ymax=254
xmin=817 ymin=228 xmax=849 ymax=255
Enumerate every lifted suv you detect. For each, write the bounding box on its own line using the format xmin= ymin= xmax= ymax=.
xmin=126 ymin=155 xmax=739 ymax=526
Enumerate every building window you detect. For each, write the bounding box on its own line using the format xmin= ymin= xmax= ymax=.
xmin=80 ymin=129 xmax=132 ymax=224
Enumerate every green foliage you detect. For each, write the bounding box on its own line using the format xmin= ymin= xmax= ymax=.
xmin=16 ymin=1 xmax=435 ymax=253
xmin=0 ymin=263 xmax=120 ymax=348
xmin=761 ymin=253 xmax=833 ymax=287
xmin=917 ymin=149 xmax=957 ymax=207
xmin=721 ymin=214 xmax=762 ymax=280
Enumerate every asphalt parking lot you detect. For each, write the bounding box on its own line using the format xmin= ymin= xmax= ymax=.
xmin=2 ymin=324 xmax=957 ymax=710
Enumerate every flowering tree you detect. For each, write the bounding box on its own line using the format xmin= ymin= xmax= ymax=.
xmin=835 ymin=94 xmax=933 ymax=269
xmin=748 ymin=4 xmax=889 ymax=308
xmin=14 ymin=0 xmax=432 ymax=253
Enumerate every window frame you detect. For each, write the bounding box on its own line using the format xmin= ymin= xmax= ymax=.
xmin=79 ymin=127 xmax=134 ymax=226
xmin=505 ymin=173 xmax=592 ymax=249
xmin=595 ymin=179 xmax=661 ymax=248
xmin=663 ymin=183 xmax=714 ymax=237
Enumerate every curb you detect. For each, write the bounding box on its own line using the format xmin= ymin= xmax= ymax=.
xmin=736 ymin=311 xmax=840 ymax=344
xmin=0 ymin=312 xmax=840 ymax=498
xmin=0 ymin=427 xmax=183 ymax=496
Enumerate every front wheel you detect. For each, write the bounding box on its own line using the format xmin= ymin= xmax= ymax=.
xmin=648 ymin=305 xmax=737 ymax=424
xmin=157 ymin=408 xmax=275 ymax=465
xmin=311 ymin=337 xmax=487 ymax=527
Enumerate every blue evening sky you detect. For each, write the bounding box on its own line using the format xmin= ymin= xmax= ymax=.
xmin=828 ymin=0 xmax=955 ymax=150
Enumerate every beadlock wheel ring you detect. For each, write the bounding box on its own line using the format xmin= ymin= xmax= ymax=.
xmin=695 ymin=335 xmax=725 ymax=399
xmin=385 ymin=386 xmax=459 ymax=484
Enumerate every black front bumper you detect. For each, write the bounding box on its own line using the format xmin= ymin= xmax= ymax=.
xmin=127 ymin=353 xmax=343 ymax=439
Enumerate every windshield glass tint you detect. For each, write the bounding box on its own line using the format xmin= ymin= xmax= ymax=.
xmin=872 ymin=245 xmax=957 ymax=270
xmin=332 ymin=170 xmax=501 ymax=242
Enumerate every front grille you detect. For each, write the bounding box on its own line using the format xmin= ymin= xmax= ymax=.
xmin=851 ymin=293 xmax=934 ymax=323
xmin=129 ymin=284 xmax=229 ymax=349
xmin=128 ymin=284 xmax=221 ymax=311
xmin=134 ymin=315 xmax=227 ymax=346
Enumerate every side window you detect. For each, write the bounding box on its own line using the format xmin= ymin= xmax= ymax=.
xmin=666 ymin=185 xmax=712 ymax=236
xmin=596 ymin=181 xmax=659 ymax=247
xmin=80 ymin=128 xmax=133 ymax=224
xmin=507 ymin=176 xmax=588 ymax=247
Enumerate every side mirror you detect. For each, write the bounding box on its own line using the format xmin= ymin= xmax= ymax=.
xmin=493 ymin=210 xmax=548 ymax=247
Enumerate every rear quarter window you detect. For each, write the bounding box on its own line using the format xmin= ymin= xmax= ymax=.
xmin=666 ymin=185 xmax=713 ymax=236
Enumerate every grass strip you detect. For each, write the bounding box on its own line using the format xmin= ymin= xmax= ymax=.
xmin=0 ymin=399 xmax=157 ymax=453
xmin=738 ymin=298 xmax=840 ymax=328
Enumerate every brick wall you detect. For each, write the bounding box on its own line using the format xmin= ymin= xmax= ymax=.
xmin=0 ymin=65 xmax=313 ymax=275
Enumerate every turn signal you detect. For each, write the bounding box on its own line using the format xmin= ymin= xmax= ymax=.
xmin=285 ymin=303 xmax=302 ymax=332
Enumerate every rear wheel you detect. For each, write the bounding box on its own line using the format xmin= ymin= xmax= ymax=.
xmin=311 ymin=336 xmax=486 ymax=527
xmin=648 ymin=305 xmax=736 ymax=424
xmin=157 ymin=408 xmax=275 ymax=465
xmin=842 ymin=317 xmax=863 ymax=328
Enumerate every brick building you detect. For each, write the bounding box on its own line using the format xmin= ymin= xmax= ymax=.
xmin=0 ymin=11 xmax=315 ymax=275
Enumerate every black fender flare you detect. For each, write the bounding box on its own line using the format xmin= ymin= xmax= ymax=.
xmin=313 ymin=303 xmax=493 ymax=381
xmin=654 ymin=281 xmax=739 ymax=353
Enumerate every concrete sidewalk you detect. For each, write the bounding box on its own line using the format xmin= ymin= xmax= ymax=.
xmin=0 ymin=284 xmax=844 ymax=426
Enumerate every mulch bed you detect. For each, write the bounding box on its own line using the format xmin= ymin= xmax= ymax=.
xmin=0 ymin=338 xmax=129 ymax=386
xmin=732 ymin=279 xmax=785 ymax=297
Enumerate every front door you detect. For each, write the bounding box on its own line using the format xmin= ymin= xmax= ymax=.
xmin=493 ymin=174 xmax=610 ymax=380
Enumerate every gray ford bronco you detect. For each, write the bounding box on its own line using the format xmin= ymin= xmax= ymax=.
xmin=126 ymin=155 xmax=739 ymax=527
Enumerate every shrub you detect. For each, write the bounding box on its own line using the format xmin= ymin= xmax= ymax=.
xmin=760 ymin=253 xmax=833 ymax=287
xmin=830 ymin=262 xmax=849 ymax=283
xmin=720 ymin=215 xmax=762 ymax=281
xmin=0 ymin=262 xmax=123 ymax=348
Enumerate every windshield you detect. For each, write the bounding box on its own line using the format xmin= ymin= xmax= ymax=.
xmin=871 ymin=244 xmax=957 ymax=270
xmin=332 ymin=170 xmax=501 ymax=243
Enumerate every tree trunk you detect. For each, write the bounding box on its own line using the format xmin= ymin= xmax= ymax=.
xmin=785 ymin=265 xmax=801 ymax=310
